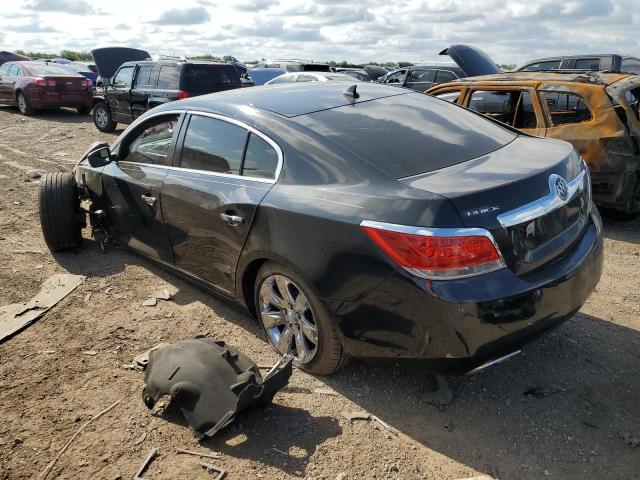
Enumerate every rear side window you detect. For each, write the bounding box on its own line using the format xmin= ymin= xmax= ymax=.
xmin=135 ymin=66 xmax=154 ymax=87
xmin=269 ymin=75 xmax=292 ymax=84
xmin=434 ymin=90 xmax=461 ymax=103
xmin=157 ymin=65 xmax=179 ymax=89
xmin=123 ymin=115 xmax=178 ymax=166
xmin=436 ymin=70 xmax=457 ymax=82
xmin=180 ymin=65 xmax=240 ymax=90
xmin=408 ymin=69 xmax=435 ymax=83
xmin=296 ymin=75 xmax=315 ymax=82
xmin=298 ymin=92 xmax=516 ymax=178
xmin=113 ymin=66 xmax=134 ymax=87
xmin=180 ymin=115 xmax=248 ymax=175
xmin=574 ymin=58 xmax=600 ymax=70
xmin=540 ymin=91 xmax=592 ymax=125
xmin=514 ymin=91 xmax=538 ymax=129
xmin=242 ymin=133 xmax=279 ymax=179
xmin=469 ymin=90 xmax=522 ymax=125
xmin=622 ymin=59 xmax=640 ymax=73
xmin=8 ymin=64 xmax=19 ymax=76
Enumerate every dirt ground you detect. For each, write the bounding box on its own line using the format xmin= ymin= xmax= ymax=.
xmin=0 ymin=106 xmax=639 ymax=480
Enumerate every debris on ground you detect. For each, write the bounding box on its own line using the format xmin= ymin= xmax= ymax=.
xmin=621 ymin=432 xmax=640 ymax=448
xmin=133 ymin=343 xmax=169 ymax=370
xmin=200 ymin=462 xmax=227 ymax=479
xmin=341 ymin=411 xmax=371 ymax=422
xmin=176 ymin=448 xmax=221 ymax=460
xmin=142 ymin=337 xmax=293 ymax=439
xmin=273 ymin=447 xmax=289 ymax=456
xmin=154 ymin=289 xmax=173 ymax=301
xmin=134 ymin=432 xmax=147 ymax=446
xmin=141 ymin=298 xmax=157 ymax=307
xmin=371 ymin=415 xmax=399 ymax=436
xmin=336 ymin=473 xmax=348 ymax=480
xmin=314 ymin=388 xmax=338 ymax=396
xmin=417 ymin=375 xmax=454 ymax=410
xmin=82 ymin=350 xmax=97 ymax=356
xmin=0 ymin=273 xmax=84 ymax=342
xmin=523 ymin=385 xmax=566 ymax=398
xmin=133 ymin=448 xmax=158 ymax=480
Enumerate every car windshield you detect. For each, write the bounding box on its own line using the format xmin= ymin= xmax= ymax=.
xmin=181 ymin=65 xmax=241 ymax=89
xmin=298 ymin=92 xmax=516 ymax=178
xmin=28 ymin=63 xmax=77 ymax=76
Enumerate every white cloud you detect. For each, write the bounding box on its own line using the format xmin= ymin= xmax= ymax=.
xmin=0 ymin=0 xmax=638 ymax=64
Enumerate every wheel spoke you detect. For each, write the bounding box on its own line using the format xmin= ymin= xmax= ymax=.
xmin=261 ymin=310 xmax=286 ymax=329
xmin=295 ymin=331 xmax=311 ymax=364
xmin=300 ymin=317 xmax=318 ymax=345
xmin=277 ymin=327 xmax=294 ymax=354
xmin=276 ymin=275 xmax=294 ymax=303
xmin=294 ymin=292 xmax=309 ymax=314
xmin=263 ymin=283 xmax=286 ymax=309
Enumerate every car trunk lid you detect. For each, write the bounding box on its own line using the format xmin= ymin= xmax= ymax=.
xmin=439 ymin=44 xmax=501 ymax=77
xmin=400 ymin=136 xmax=591 ymax=275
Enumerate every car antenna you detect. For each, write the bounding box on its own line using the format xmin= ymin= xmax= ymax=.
xmin=342 ymin=84 xmax=360 ymax=101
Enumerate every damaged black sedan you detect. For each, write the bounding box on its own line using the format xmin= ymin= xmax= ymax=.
xmin=39 ymin=82 xmax=603 ymax=375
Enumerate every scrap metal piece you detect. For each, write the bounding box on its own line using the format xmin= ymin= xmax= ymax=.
xmin=0 ymin=274 xmax=85 ymax=342
xmin=134 ymin=448 xmax=158 ymax=480
xmin=142 ymin=336 xmax=293 ymax=439
xmin=200 ymin=462 xmax=227 ymax=479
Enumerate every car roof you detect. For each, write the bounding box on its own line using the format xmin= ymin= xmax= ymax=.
xmin=452 ymin=71 xmax=632 ymax=87
xmin=119 ymin=60 xmax=232 ymax=67
xmin=157 ymin=82 xmax=408 ymax=118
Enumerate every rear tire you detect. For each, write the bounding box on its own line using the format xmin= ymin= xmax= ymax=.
xmin=254 ymin=262 xmax=348 ymax=376
xmin=93 ymin=101 xmax=116 ymax=132
xmin=77 ymin=106 xmax=91 ymax=115
xmin=39 ymin=172 xmax=84 ymax=252
xmin=17 ymin=92 xmax=33 ymax=116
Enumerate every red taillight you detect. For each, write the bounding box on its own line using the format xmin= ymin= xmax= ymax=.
xmin=33 ymin=77 xmax=45 ymax=86
xmin=361 ymin=221 xmax=504 ymax=280
xmin=46 ymin=79 xmax=56 ymax=87
xmin=82 ymin=79 xmax=92 ymax=87
xmin=178 ymin=89 xmax=189 ymax=99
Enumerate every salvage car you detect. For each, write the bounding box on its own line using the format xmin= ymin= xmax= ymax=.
xmin=427 ymin=71 xmax=640 ymax=216
xmin=38 ymin=82 xmax=603 ymax=376
xmin=249 ymin=60 xmax=332 ymax=85
xmin=0 ymin=61 xmax=93 ymax=115
xmin=91 ymin=47 xmax=243 ymax=132
xmin=377 ymin=64 xmax=464 ymax=91
xmin=513 ymin=54 xmax=640 ymax=74
xmin=265 ymin=72 xmax=355 ymax=85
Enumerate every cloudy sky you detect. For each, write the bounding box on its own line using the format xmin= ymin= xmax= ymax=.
xmin=1 ymin=0 xmax=639 ymax=65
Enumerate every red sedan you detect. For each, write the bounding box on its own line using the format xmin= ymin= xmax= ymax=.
xmin=0 ymin=61 xmax=93 ymax=115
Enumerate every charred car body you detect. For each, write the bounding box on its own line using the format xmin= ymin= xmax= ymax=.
xmin=39 ymin=82 xmax=603 ymax=375
xmin=427 ymin=71 xmax=640 ymax=216
xmin=91 ymin=47 xmax=243 ymax=132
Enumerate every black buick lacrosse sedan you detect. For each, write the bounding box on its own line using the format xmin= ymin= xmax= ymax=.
xmin=39 ymin=82 xmax=603 ymax=375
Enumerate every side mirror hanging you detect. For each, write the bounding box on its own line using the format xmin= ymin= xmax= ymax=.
xmin=86 ymin=143 xmax=113 ymax=168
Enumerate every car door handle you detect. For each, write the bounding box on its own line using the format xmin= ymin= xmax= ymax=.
xmin=220 ymin=213 xmax=244 ymax=226
xmin=141 ymin=194 xmax=157 ymax=206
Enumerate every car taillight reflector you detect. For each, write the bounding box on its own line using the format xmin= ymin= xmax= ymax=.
xmin=361 ymin=221 xmax=504 ymax=280
xmin=33 ymin=77 xmax=45 ymax=86
xmin=178 ymin=90 xmax=189 ymax=99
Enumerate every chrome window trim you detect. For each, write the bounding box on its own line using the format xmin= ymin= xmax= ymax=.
xmin=111 ymin=109 xmax=284 ymax=184
xmin=360 ymin=220 xmax=506 ymax=280
xmin=497 ymin=169 xmax=586 ymax=228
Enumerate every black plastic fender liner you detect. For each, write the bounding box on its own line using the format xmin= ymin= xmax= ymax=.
xmin=142 ymin=336 xmax=293 ymax=439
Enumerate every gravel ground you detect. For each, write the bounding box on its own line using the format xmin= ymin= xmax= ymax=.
xmin=0 ymin=105 xmax=639 ymax=480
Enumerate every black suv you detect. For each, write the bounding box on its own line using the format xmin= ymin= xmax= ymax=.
xmin=91 ymin=47 xmax=243 ymax=132
xmin=514 ymin=54 xmax=640 ymax=73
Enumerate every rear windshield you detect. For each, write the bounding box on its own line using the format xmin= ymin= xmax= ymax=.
xmin=297 ymin=93 xmax=516 ymax=178
xmin=27 ymin=64 xmax=77 ymax=76
xmin=181 ymin=64 xmax=241 ymax=89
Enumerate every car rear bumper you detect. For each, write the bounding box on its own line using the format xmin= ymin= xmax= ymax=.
xmin=29 ymin=91 xmax=92 ymax=109
xmin=329 ymin=209 xmax=604 ymax=374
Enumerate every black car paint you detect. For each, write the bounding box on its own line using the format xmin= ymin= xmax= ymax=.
xmin=74 ymin=83 xmax=603 ymax=373
xmin=92 ymin=58 xmax=242 ymax=126
xmin=440 ymin=44 xmax=501 ymax=77
xmin=91 ymin=47 xmax=150 ymax=81
xmin=379 ymin=65 xmax=464 ymax=91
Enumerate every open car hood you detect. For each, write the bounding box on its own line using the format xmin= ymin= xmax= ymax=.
xmin=439 ymin=44 xmax=500 ymax=77
xmin=364 ymin=65 xmax=388 ymax=81
xmin=91 ymin=47 xmax=150 ymax=80
xmin=0 ymin=51 xmax=30 ymax=66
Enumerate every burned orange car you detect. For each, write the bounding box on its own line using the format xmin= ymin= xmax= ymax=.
xmin=427 ymin=72 xmax=640 ymax=216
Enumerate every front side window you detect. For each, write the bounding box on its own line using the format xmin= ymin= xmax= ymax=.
xmin=296 ymin=75 xmax=315 ymax=82
xmin=242 ymin=133 xmax=278 ymax=179
xmin=269 ymin=75 xmax=292 ymax=84
xmin=574 ymin=58 xmax=600 ymax=70
xmin=8 ymin=64 xmax=19 ymax=76
xmin=0 ymin=64 xmax=11 ymax=75
xmin=384 ymin=70 xmax=407 ymax=84
xmin=157 ymin=65 xmax=179 ymax=89
xmin=520 ymin=60 xmax=561 ymax=72
xmin=113 ymin=66 xmax=134 ymax=88
xmin=407 ymin=69 xmax=435 ymax=83
xmin=180 ymin=116 xmax=248 ymax=175
xmin=469 ymin=90 xmax=523 ymax=125
xmin=540 ymin=91 xmax=592 ymax=125
xmin=123 ymin=115 xmax=178 ymax=166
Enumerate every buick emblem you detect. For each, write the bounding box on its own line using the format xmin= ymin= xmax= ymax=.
xmin=552 ymin=175 xmax=569 ymax=201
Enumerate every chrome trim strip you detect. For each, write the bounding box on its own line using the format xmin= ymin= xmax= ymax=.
xmin=111 ymin=109 xmax=284 ymax=184
xmin=497 ymin=170 xmax=586 ymax=228
xmin=118 ymin=161 xmax=276 ymax=184
xmin=360 ymin=220 xmax=506 ymax=280
xmin=467 ymin=350 xmax=521 ymax=374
